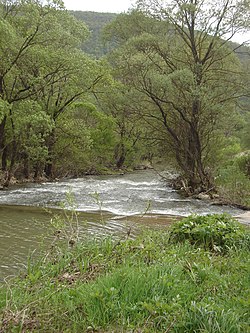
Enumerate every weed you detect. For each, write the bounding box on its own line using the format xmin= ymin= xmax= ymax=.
xmin=0 ymin=219 xmax=249 ymax=332
xmin=169 ymin=213 xmax=250 ymax=253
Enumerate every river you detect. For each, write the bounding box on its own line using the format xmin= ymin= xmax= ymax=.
xmin=0 ymin=170 xmax=242 ymax=280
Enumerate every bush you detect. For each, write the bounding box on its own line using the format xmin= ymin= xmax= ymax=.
xmin=216 ymin=153 xmax=250 ymax=207
xmin=169 ymin=214 xmax=249 ymax=253
xmin=236 ymin=152 xmax=250 ymax=177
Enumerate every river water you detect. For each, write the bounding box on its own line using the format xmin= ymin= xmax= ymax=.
xmin=0 ymin=170 xmax=242 ymax=280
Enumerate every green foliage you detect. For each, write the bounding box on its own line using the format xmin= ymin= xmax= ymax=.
xmin=169 ymin=214 xmax=249 ymax=253
xmin=240 ymin=113 xmax=250 ymax=149
xmin=0 ymin=2 xmax=249 ymax=184
xmin=0 ymin=1 xmax=116 ymax=180
xmin=237 ymin=152 xmax=250 ymax=177
xmin=1 ymin=227 xmax=250 ymax=332
xmin=103 ymin=5 xmax=245 ymax=192
xmin=219 ymin=137 xmax=242 ymax=161
xmin=13 ymin=100 xmax=54 ymax=162
xmin=216 ymin=152 xmax=250 ymax=207
xmin=72 ymin=11 xmax=117 ymax=58
xmin=52 ymin=105 xmax=93 ymax=176
xmin=103 ymin=10 xmax=165 ymax=45
xmin=52 ymin=100 xmax=117 ymax=176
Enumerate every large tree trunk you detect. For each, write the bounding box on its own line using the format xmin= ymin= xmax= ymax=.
xmin=177 ymin=124 xmax=212 ymax=194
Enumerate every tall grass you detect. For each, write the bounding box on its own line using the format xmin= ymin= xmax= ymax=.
xmin=0 ymin=217 xmax=250 ymax=332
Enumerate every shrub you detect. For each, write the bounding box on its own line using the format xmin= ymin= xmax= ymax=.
xmin=236 ymin=152 xmax=250 ymax=177
xmin=169 ymin=214 xmax=249 ymax=253
xmin=216 ymin=152 xmax=250 ymax=207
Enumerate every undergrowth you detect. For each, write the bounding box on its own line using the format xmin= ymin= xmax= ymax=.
xmin=169 ymin=213 xmax=250 ymax=253
xmin=0 ymin=214 xmax=250 ymax=332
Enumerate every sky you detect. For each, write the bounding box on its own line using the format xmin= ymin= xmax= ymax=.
xmin=63 ymin=0 xmax=134 ymax=13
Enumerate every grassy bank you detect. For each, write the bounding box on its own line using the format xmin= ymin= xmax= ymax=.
xmin=0 ymin=215 xmax=250 ymax=332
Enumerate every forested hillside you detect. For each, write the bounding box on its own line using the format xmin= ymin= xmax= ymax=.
xmin=71 ymin=11 xmax=117 ymax=57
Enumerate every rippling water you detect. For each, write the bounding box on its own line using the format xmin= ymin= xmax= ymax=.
xmin=0 ymin=170 xmax=241 ymax=215
xmin=0 ymin=170 xmax=242 ymax=279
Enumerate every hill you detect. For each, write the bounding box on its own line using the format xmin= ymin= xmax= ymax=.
xmin=71 ymin=11 xmax=118 ymax=58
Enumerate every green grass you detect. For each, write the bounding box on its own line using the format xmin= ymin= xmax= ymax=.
xmin=0 ymin=218 xmax=250 ymax=332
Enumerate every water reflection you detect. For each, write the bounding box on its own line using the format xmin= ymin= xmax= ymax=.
xmin=0 ymin=205 xmax=177 ymax=280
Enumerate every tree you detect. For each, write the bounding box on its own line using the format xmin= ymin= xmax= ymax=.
xmin=72 ymin=11 xmax=118 ymax=58
xmin=97 ymin=80 xmax=145 ymax=169
xmin=0 ymin=0 xmax=107 ymax=181
xmin=0 ymin=0 xmax=88 ymax=175
xmin=38 ymin=51 xmax=106 ymax=177
xmin=105 ymin=2 xmax=249 ymax=194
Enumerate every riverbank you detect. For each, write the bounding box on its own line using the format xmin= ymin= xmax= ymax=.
xmin=0 ymin=167 xmax=129 ymax=190
xmin=1 ymin=217 xmax=250 ymax=333
xmin=0 ymin=169 xmax=246 ymax=281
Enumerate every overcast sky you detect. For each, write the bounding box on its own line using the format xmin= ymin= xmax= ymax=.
xmin=63 ymin=0 xmax=134 ymax=13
